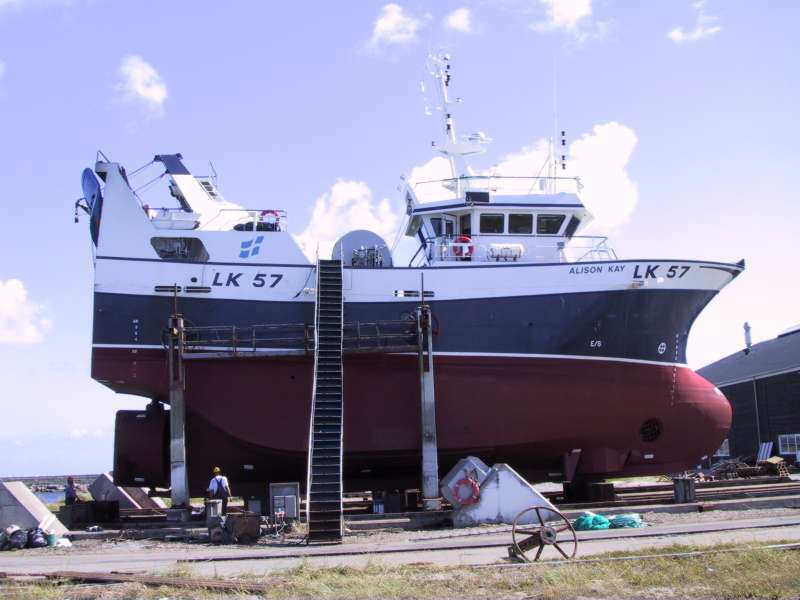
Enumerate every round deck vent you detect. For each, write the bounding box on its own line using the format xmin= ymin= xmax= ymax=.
xmin=640 ymin=418 xmax=663 ymax=443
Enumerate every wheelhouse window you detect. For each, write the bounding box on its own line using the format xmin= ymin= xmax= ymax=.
xmin=778 ymin=433 xmax=800 ymax=455
xmin=564 ymin=216 xmax=581 ymax=237
xmin=460 ymin=213 xmax=472 ymax=236
xmin=537 ymin=214 xmax=566 ymax=235
xmin=479 ymin=213 xmax=504 ymax=234
xmin=430 ymin=217 xmax=443 ymax=237
xmin=150 ymin=237 xmax=210 ymax=262
xmin=508 ymin=214 xmax=533 ymax=234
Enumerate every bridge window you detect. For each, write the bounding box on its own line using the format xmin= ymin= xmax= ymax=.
xmin=479 ymin=213 xmax=504 ymax=234
xmin=430 ymin=218 xmax=443 ymax=236
xmin=460 ymin=214 xmax=472 ymax=236
xmin=508 ymin=214 xmax=533 ymax=234
xmin=564 ymin=216 xmax=581 ymax=237
xmin=150 ymin=237 xmax=210 ymax=262
xmin=537 ymin=214 xmax=566 ymax=235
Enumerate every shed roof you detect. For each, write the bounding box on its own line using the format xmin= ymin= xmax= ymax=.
xmin=698 ymin=326 xmax=800 ymax=387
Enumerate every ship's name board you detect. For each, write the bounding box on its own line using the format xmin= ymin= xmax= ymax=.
xmin=569 ymin=264 xmax=691 ymax=279
xmin=211 ymin=271 xmax=283 ymax=288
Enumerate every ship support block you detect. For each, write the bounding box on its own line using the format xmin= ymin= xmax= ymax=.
xmin=417 ymin=303 xmax=442 ymax=511
xmin=167 ymin=314 xmax=190 ymax=510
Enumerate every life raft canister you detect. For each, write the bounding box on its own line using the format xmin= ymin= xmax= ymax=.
xmin=452 ymin=234 xmax=474 ymax=258
xmin=450 ymin=472 xmax=481 ymax=506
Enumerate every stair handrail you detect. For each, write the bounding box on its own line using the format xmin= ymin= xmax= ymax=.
xmin=305 ymin=252 xmax=321 ymax=528
xmin=334 ymin=250 xmax=345 ymax=532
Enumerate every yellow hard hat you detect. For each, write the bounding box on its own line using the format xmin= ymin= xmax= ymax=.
xmin=212 ymin=466 xmax=221 ymax=474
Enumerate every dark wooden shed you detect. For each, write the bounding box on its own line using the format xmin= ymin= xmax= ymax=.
xmin=698 ymin=325 xmax=800 ymax=464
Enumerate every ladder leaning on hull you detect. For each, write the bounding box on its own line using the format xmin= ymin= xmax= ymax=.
xmin=306 ymin=258 xmax=345 ymax=543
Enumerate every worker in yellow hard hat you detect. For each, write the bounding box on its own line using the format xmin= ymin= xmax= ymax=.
xmin=207 ymin=466 xmax=231 ymax=515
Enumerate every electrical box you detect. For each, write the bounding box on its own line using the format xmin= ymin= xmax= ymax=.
xmin=245 ymin=498 xmax=263 ymax=515
xmin=273 ymin=495 xmax=298 ymax=519
xmin=269 ymin=482 xmax=300 ymax=520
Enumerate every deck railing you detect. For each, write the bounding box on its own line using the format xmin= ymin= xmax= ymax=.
xmin=181 ymin=319 xmax=418 ymax=357
xmin=411 ymin=175 xmax=582 ymax=202
xmin=410 ymin=234 xmax=616 ymax=266
xmin=201 ymin=208 xmax=288 ymax=232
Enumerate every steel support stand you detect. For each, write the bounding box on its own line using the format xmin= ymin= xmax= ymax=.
xmin=417 ymin=303 xmax=442 ymax=511
xmin=167 ymin=314 xmax=191 ymax=514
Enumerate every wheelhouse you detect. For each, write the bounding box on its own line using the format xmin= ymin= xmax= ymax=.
xmin=404 ymin=176 xmax=615 ymax=266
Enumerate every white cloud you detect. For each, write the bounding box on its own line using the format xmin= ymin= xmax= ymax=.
xmin=70 ymin=428 xmax=88 ymax=440
xmin=294 ymin=180 xmax=401 ymax=260
xmin=0 ymin=279 xmax=51 ymax=344
xmin=407 ymin=156 xmax=455 ymax=202
xmin=564 ymin=122 xmax=638 ymax=230
xmin=444 ymin=7 xmax=473 ymax=33
xmin=532 ymin=0 xmax=591 ymax=31
xmin=369 ymin=4 xmax=422 ymax=49
xmin=0 ymin=0 xmax=22 ymax=10
xmin=668 ymin=0 xmax=721 ymax=43
xmin=486 ymin=122 xmax=638 ymax=230
xmin=528 ymin=0 xmax=610 ymax=43
xmin=489 ymin=139 xmax=551 ymax=177
xmin=69 ymin=428 xmax=104 ymax=440
xmin=116 ymin=54 xmax=168 ymax=116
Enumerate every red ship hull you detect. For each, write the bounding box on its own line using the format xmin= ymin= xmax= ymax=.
xmin=97 ymin=347 xmax=731 ymax=497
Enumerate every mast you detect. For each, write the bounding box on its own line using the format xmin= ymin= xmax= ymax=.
xmin=427 ymin=53 xmax=488 ymax=197
xmin=430 ymin=53 xmax=461 ymax=179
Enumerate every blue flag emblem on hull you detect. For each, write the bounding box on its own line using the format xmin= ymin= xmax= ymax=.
xmin=240 ymin=236 xmax=264 ymax=258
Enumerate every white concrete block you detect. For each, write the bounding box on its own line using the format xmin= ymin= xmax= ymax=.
xmin=0 ymin=482 xmax=68 ymax=535
xmin=452 ymin=463 xmax=558 ymax=528
xmin=440 ymin=456 xmax=491 ymax=508
xmin=89 ymin=473 xmax=141 ymax=509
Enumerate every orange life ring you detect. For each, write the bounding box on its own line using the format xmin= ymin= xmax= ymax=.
xmin=451 ymin=475 xmax=481 ymax=506
xmin=452 ymin=235 xmax=473 ymax=258
xmin=260 ymin=209 xmax=279 ymax=219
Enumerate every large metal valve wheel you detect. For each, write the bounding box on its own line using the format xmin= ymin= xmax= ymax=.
xmin=509 ymin=506 xmax=578 ymax=562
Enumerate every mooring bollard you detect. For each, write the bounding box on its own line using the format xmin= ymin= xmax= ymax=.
xmin=673 ymin=477 xmax=696 ymax=503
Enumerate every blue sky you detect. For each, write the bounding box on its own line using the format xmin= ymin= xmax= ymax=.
xmin=0 ymin=0 xmax=797 ymax=476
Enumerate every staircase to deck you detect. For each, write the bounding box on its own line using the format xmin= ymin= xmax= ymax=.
xmin=306 ymin=259 xmax=344 ymax=543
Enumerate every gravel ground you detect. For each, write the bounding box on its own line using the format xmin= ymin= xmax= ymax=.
xmin=3 ymin=505 xmax=797 ymax=558
xmin=342 ymin=505 xmax=800 ymax=545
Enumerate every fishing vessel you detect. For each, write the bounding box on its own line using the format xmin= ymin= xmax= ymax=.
xmin=77 ymin=55 xmax=742 ymax=498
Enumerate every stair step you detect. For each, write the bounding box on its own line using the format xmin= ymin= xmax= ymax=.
xmin=308 ymin=533 xmax=342 ymax=543
xmin=310 ymin=495 xmax=341 ymax=505
xmin=312 ymin=462 xmax=341 ymax=470
xmin=312 ymin=430 xmax=341 ymax=437
xmin=308 ymin=498 xmax=342 ymax=507
xmin=311 ymin=473 xmax=341 ymax=484
xmin=312 ymin=468 xmax=340 ymax=477
xmin=312 ymin=446 xmax=341 ymax=453
xmin=308 ymin=521 xmax=342 ymax=531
